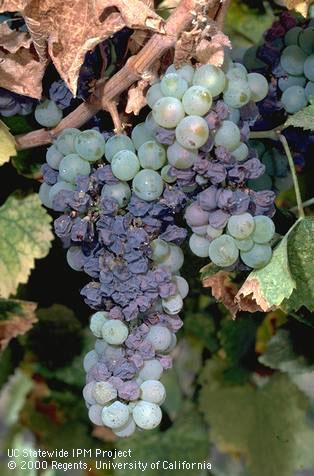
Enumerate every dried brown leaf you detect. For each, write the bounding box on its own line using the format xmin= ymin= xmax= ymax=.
xmin=0 ymin=0 xmax=27 ymax=11
xmin=196 ymin=32 xmax=231 ymax=66
xmin=0 ymin=46 xmax=45 ymax=98
xmin=235 ymin=277 xmax=277 ymax=313
xmin=284 ymin=0 xmax=311 ymax=16
xmin=22 ymin=0 xmax=165 ymax=95
xmin=0 ymin=300 xmax=37 ymax=350
xmin=0 ymin=23 xmax=32 ymax=53
xmin=129 ymin=30 xmax=149 ymax=55
xmin=203 ymin=271 xmax=263 ymax=316
xmin=203 ymin=271 xmax=239 ymax=317
xmin=125 ymin=79 xmax=148 ymax=115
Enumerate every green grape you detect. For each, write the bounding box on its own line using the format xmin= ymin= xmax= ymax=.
xmin=189 ymin=233 xmax=210 ymax=258
xmin=39 ymin=182 xmax=52 ymax=208
xmin=281 ymin=85 xmax=307 ymax=113
xmin=206 ymin=224 xmax=223 ymax=240
xmin=152 ymin=97 xmax=185 ymax=128
xmin=249 ymin=140 xmax=266 ymax=157
xmin=235 ymin=237 xmax=254 ymax=251
xmin=145 ymin=112 xmax=159 ymax=134
xmin=55 ymin=128 xmax=80 ymax=155
xmin=166 ymin=63 xmax=195 ymax=85
xmin=227 ymin=212 xmax=255 ymax=240
xmin=240 ymin=243 xmax=272 ymax=269
xmin=278 ymin=74 xmax=306 ymax=92
xmin=284 ymin=26 xmax=302 ymax=46
xmin=299 ymin=26 xmax=314 ymax=54
xmin=160 ymin=73 xmax=188 ymax=99
xmin=138 ymin=141 xmax=166 ymax=170
xmin=247 ymin=173 xmax=273 ymax=191
xmin=193 ymin=64 xmax=226 ymax=97
xmin=226 ymin=64 xmax=248 ymax=81
xmin=105 ymin=134 xmax=135 ymax=161
xmin=74 ymin=129 xmax=105 ymax=162
xmin=34 ymin=99 xmax=63 ymax=127
xmin=243 ymin=46 xmax=267 ymax=70
xmin=304 ymin=53 xmax=314 ymax=81
xmin=305 ymin=81 xmax=314 ymax=101
xmin=214 ymin=120 xmax=241 ymax=151
xmin=231 ymin=142 xmax=249 ymax=162
xmin=131 ymin=123 xmax=154 ymax=150
xmin=175 ymin=115 xmax=209 ymax=149
xmin=280 ymin=45 xmax=306 ymax=76
xmin=182 ymin=85 xmax=212 ymax=116
xmin=59 ymin=154 xmax=91 ymax=183
xmin=159 ymin=244 xmax=184 ymax=272
xmin=166 ymin=141 xmax=198 ymax=169
xmin=146 ymin=83 xmax=164 ymax=108
xmin=101 ymin=182 xmax=131 ymax=208
xmin=227 ymin=106 xmax=241 ymax=124
xmin=208 ymin=235 xmax=239 ymax=267
xmin=49 ymin=181 xmax=75 ymax=205
xmin=251 ymin=216 xmax=275 ymax=244
xmin=111 ymin=150 xmax=140 ymax=181
xmin=247 ymin=73 xmax=269 ymax=102
xmin=160 ymin=165 xmax=176 ymax=183
xmin=46 ymin=144 xmax=63 ymax=170
xmin=223 ymin=79 xmax=251 ymax=108
xmin=151 ymin=239 xmax=170 ymax=263
xmin=132 ymin=169 xmax=164 ymax=201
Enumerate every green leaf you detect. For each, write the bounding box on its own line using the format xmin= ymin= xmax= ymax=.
xmin=284 ymin=105 xmax=314 ymax=131
xmin=259 ymin=329 xmax=314 ymax=374
xmin=0 ymin=370 xmax=33 ymax=426
xmin=116 ymin=406 xmax=209 ymax=476
xmin=0 ymin=120 xmax=17 ymax=167
xmin=225 ymin=0 xmax=274 ymax=48
xmin=0 ymin=194 xmax=53 ymax=298
xmin=237 ymin=217 xmax=314 ymax=313
xmin=199 ymin=359 xmax=314 ymax=476
xmin=283 ymin=217 xmax=314 ymax=312
xmin=1 ymin=115 xmax=32 ymax=135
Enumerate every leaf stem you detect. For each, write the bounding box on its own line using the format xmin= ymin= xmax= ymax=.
xmin=290 ymin=197 xmax=314 ymax=213
xmin=278 ymin=134 xmax=305 ymax=218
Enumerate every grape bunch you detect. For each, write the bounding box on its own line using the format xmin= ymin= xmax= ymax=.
xmin=39 ymin=126 xmax=188 ymax=436
xmin=141 ymin=61 xmax=275 ymax=270
xmin=39 ymin=58 xmax=276 ymax=435
xmin=0 ymin=87 xmax=34 ymax=117
xmin=244 ymin=12 xmax=314 ymax=116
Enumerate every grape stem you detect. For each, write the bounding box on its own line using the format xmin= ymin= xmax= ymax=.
xmin=290 ymin=197 xmax=314 ymax=213
xmin=278 ymin=134 xmax=305 ymax=218
xmin=249 ymin=126 xmax=305 ymax=219
xmin=14 ymin=0 xmax=224 ymax=151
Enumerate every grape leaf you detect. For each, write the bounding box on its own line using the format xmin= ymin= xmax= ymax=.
xmin=236 ymin=218 xmax=314 ymax=313
xmin=0 ymin=194 xmax=53 ymax=298
xmin=284 ymin=105 xmax=314 ymax=131
xmin=225 ymin=0 xmax=274 ymax=48
xmin=0 ymin=298 xmax=37 ymax=350
xmin=199 ymin=359 xmax=314 ymax=476
xmin=116 ymin=406 xmax=209 ymax=476
xmin=236 ymin=232 xmax=296 ymax=312
xmin=1 ymin=0 xmax=165 ymax=96
xmin=0 ymin=120 xmax=17 ymax=167
xmin=258 ymin=329 xmax=314 ymax=374
xmin=0 ymin=370 xmax=33 ymax=426
xmin=282 ymin=218 xmax=314 ymax=312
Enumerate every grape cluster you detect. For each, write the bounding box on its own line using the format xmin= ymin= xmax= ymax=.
xmin=244 ymin=13 xmax=314 ymax=115
xmin=141 ymin=61 xmax=275 ymax=270
xmin=39 ymin=126 xmax=188 ymax=435
xmin=0 ymin=87 xmax=34 ymax=117
xmin=247 ymin=140 xmax=290 ymax=192
xmin=39 ymin=59 xmax=277 ymax=434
